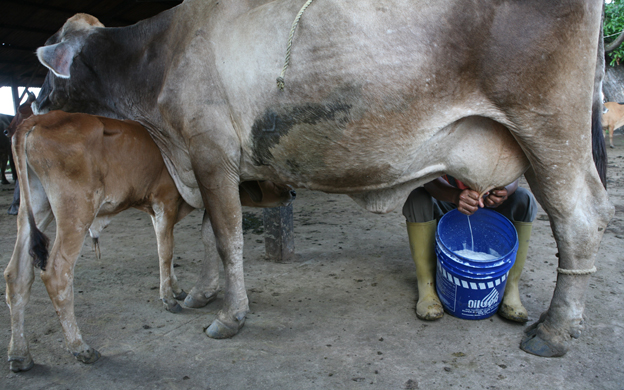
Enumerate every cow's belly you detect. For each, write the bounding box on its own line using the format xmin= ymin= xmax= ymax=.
xmin=244 ymin=115 xmax=530 ymax=213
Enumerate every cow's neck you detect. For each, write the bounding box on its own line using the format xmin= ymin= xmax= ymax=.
xmin=83 ymin=9 xmax=178 ymax=120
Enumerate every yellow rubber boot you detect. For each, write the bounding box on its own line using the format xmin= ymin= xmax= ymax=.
xmin=498 ymin=221 xmax=531 ymax=323
xmin=407 ymin=220 xmax=444 ymax=321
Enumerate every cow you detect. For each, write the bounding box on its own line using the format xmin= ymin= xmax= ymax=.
xmin=26 ymin=0 xmax=612 ymax=360
xmin=602 ymin=101 xmax=624 ymax=148
xmin=4 ymin=110 xmax=294 ymax=371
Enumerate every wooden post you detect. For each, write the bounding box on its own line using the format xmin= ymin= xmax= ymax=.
xmin=11 ymin=78 xmax=20 ymax=114
xmin=263 ymin=205 xmax=295 ymax=262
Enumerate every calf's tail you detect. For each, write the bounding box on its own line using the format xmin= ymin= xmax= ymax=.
xmin=11 ymin=120 xmax=49 ymax=270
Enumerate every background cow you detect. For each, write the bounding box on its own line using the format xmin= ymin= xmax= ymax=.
xmin=602 ymin=101 xmax=624 ymax=148
xmin=29 ymin=0 xmax=612 ymax=359
xmin=4 ymin=110 xmax=293 ymax=371
xmin=0 ymin=114 xmax=14 ymax=185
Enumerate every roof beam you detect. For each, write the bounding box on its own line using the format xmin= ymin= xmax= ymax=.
xmin=0 ymin=23 xmax=56 ymax=36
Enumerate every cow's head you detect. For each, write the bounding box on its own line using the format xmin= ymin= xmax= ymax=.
xmin=33 ymin=14 xmax=111 ymax=116
xmin=239 ymin=181 xmax=296 ymax=208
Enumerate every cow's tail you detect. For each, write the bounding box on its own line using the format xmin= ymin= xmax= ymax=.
xmin=592 ymin=14 xmax=608 ymax=189
xmin=11 ymin=119 xmax=49 ymax=271
xmin=593 ymin=97 xmax=607 ymax=188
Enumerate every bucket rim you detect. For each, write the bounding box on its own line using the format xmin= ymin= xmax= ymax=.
xmin=436 ymin=208 xmax=519 ymax=261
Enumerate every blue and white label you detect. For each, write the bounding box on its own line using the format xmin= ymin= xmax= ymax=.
xmin=436 ymin=262 xmax=509 ymax=320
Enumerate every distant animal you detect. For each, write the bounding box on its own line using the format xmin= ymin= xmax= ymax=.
xmin=602 ymin=101 xmax=624 ymax=148
xmin=30 ymin=0 xmax=612 ymax=360
xmin=4 ymin=110 xmax=294 ymax=371
xmin=0 ymin=114 xmax=14 ymax=185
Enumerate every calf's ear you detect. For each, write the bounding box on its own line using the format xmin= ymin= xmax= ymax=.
xmin=37 ymin=41 xmax=79 ymax=79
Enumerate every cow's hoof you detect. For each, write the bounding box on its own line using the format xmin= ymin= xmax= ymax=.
xmin=498 ymin=302 xmax=528 ymax=323
xmin=520 ymin=326 xmax=567 ymax=357
xmin=205 ymin=317 xmax=245 ymax=339
xmin=164 ymin=299 xmax=182 ymax=313
xmin=183 ymin=290 xmax=217 ymax=308
xmin=73 ymin=348 xmax=101 ymax=364
xmin=173 ymin=290 xmax=188 ymax=301
xmin=8 ymin=356 xmax=34 ymax=372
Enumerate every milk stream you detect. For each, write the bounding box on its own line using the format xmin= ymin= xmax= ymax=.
xmin=467 ymin=215 xmax=474 ymax=251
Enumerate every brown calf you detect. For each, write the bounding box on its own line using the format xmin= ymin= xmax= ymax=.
xmin=4 ymin=110 xmax=294 ymax=371
xmin=602 ymin=101 xmax=624 ymax=148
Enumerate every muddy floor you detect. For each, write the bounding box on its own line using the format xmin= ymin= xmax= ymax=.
xmin=1 ymin=135 xmax=623 ymax=390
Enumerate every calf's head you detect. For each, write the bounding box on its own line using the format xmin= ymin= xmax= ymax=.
xmin=240 ymin=181 xmax=296 ymax=208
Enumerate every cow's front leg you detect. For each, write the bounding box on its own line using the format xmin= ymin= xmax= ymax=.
xmin=520 ymin=168 xmax=613 ymax=357
xmin=184 ymin=211 xmax=220 ymax=308
xmin=196 ymin=176 xmax=247 ymax=338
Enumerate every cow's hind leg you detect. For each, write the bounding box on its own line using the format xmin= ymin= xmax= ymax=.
xmin=519 ymin=162 xmax=612 ymax=357
xmin=184 ymin=211 xmax=220 ymax=308
xmin=4 ymin=182 xmax=53 ymax=372
xmin=41 ymin=209 xmax=100 ymax=364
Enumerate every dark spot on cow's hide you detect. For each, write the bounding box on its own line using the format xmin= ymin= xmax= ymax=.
xmin=251 ymin=102 xmax=352 ymax=166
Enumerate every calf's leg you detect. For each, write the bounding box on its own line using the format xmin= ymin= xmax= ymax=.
xmin=5 ymin=180 xmax=52 ymax=372
xmin=150 ymin=203 xmax=186 ymax=313
xmin=40 ymin=208 xmax=100 ymax=364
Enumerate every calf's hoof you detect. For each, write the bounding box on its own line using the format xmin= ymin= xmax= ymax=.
xmin=520 ymin=324 xmax=567 ymax=357
xmin=8 ymin=356 xmax=34 ymax=372
xmin=183 ymin=290 xmax=217 ymax=308
xmin=7 ymin=204 xmax=18 ymax=215
xmin=73 ymin=348 xmax=101 ymax=364
xmin=173 ymin=290 xmax=188 ymax=301
xmin=205 ymin=317 xmax=245 ymax=339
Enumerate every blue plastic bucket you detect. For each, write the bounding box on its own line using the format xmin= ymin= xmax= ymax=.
xmin=435 ymin=208 xmax=518 ymax=320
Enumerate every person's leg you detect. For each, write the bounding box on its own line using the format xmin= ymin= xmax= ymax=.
xmin=402 ymin=188 xmax=449 ymax=320
xmin=493 ymin=187 xmax=537 ymax=322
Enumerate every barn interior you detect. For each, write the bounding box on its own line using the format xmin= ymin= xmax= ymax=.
xmin=0 ymin=0 xmax=182 ymax=110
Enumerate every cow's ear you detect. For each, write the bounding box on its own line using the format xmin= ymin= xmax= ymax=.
xmin=36 ymin=42 xmax=79 ymax=79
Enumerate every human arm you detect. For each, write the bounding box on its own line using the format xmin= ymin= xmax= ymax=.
xmin=423 ymin=177 xmax=484 ymax=215
xmin=483 ymin=179 xmax=519 ymax=209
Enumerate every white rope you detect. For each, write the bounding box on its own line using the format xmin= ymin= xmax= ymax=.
xmin=276 ymin=0 xmax=315 ymax=91
xmin=556 ymin=266 xmax=597 ymax=275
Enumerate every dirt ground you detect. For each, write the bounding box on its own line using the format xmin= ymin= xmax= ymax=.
xmin=0 ymin=135 xmax=623 ymax=390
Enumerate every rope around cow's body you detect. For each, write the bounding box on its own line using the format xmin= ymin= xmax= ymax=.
xmin=277 ymin=0 xmax=315 ymax=91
